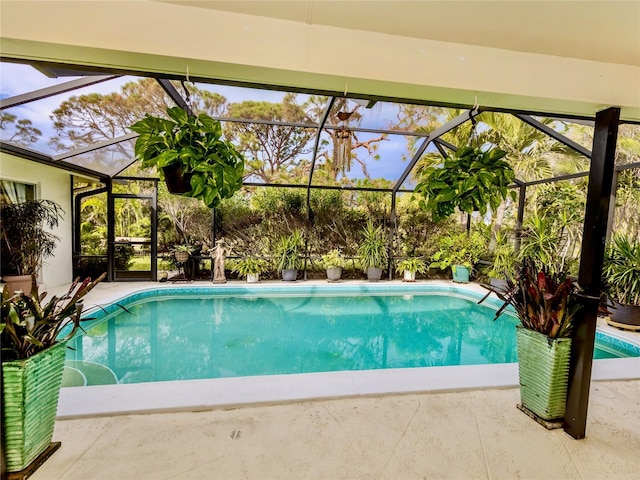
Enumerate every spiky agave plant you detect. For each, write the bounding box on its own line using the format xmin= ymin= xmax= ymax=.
xmin=492 ymin=259 xmax=581 ymax=338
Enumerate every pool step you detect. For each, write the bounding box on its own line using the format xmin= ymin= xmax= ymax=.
xmin=62 ymin=360 xmax=119 ymax=387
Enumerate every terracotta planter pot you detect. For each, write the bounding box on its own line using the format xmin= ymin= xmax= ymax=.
xmin=1 ymin=274 xmax=34 ymax=295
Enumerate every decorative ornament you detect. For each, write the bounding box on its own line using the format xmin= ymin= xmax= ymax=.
xmin=333 ymin=110 xmax=354 ymax=174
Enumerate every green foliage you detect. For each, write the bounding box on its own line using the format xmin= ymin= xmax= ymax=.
xmin=225 ymin=94 xmax=315 ymax=182
xmin=130 ymin=106 xmax=245 ymax=208
xmin=1 ymin=273 xmax=106 ymax=360
xmin=0 ymin=200 xmax=64 ymax=276
xmin=321 ymin=249 xmax=346 ymax=269
xmin=519 ymin=186 xmax=583 ymax=276
xmin=232 ymin=257 xmax=270 ymax=277
xmin=357 ymin=220 xmax=388 ymax=271
xmin=274 ymin=230 xmax=305 ymax=271
xmin=395 ymin=194 xmax=453 ymax=258
xmin=430 ymin=231 xmax=486 ymax=272
xmin=492 ymin=259 xmax=580 ymax=339
xmin=613 ymin=169 xmax=640 ymax=239
xmin=414 ymin=146 xmax=516 ymax=222
xmin=395 ymin=257 xmax=427 ymax=274
xmin=172 ymin=244 xmax=193 ymax=253
xmin=115 ymin=244 xmax=134 ymax=270
xmin=603 ymin=234 xmax=640 ymax=306
xmin=486 ymin=230 xmax=515 ymax=279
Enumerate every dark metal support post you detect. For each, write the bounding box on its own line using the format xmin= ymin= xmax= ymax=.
xmin=605 ymin=169 xmax=619 ymax=242
xmin=304 ymin=97 xmax=335 ymax=278
xmin=514 ymin=184 xmax=527 ymax=254
xmin=212 ymin=208 xmax=217 ymax=246
xmin=106 ymin=178 xmax=115 ymax=282
xmin=564 ymin=107 xmax=620 ymax=439
xmin=150 ymin=180 xmax=158 ymax=283
xmin=388 ymin=192 xmax=397 ymax=280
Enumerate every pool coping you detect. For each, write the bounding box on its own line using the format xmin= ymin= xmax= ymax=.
xmin=57 ymin=356 xmax=640 ymax=419
xmin=57 ymin=280 xmax=640 ymax=419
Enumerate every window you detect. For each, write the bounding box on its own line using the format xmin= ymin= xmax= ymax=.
xmin=0 ymin=180 xmax=35 ymax=204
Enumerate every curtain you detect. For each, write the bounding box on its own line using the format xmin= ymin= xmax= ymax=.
xmin=0 ymin=180 xmax=30 ymax=204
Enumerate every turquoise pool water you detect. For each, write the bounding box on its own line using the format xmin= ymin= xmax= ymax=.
xmin=64 ymin=286 xmax=640 ymax=386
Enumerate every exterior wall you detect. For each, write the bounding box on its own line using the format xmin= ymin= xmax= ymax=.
xmin=0 ymin=152 xmax=73 ymax=288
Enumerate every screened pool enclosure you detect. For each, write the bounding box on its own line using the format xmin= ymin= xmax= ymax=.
xmin=1 ymin=59 xmax=638 ymax=283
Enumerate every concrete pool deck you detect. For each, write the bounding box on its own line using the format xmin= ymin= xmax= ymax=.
xmin=30 ymin=280 xmax=640 ymax=479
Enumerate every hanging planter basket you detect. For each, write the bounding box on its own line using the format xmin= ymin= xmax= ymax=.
xmin=2 ymin=341 xmax=67 ymax=472
xmin=516 ymin=326 xmax=572 ymax=422
xmin=162 ymin=163 xmax=193 ymax=194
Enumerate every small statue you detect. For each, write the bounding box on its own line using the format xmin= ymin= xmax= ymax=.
xmin=213 ymin=239 xmax=228 ymax=283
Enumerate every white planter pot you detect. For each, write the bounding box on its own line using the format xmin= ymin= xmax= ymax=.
xmin=246 ymin=273 xmax=260 ymax=283
xmin=403 ymin=270 xmax=416 ymax=282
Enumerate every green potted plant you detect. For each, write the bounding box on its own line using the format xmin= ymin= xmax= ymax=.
xmin=172 ymin=244 xmax=193 ymax=264
xmin=130 ymin=106 xmax=245 ymax=209
xmin=396 ymin=257 xmax=427 ymax=282
xmin=486 ymin=230 xmax=515 ymax=289
xmin=430 ymin=231 xmax=486 ymax=283
xmin=321 ymin=249 xmax=346 ymax=282
xmin=490 ymin=259 xmax=580 ymax=423
xmin=602 ymin=234 xmax=640 ymax=329
xmin=1 ymin=273 xmax=106 ymax=472
xmin=357 ymin=220 xmax=388 ymax=282
xmin=232 ymin=257 xmax=270 ymax=283
xmin=0 ymin=199 xmax=64 ymax=295
xmin=414 ymin=145 xmax=516 ymax=222
xmin=274 ymin=230 xmax=304 ymax=281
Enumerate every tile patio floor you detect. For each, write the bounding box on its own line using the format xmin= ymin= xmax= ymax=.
xmin=28 ymin=280 xmax=640 ymax=480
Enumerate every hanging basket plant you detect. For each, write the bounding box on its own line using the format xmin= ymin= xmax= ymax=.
xmin=130 ymin=106 xmax=245 ymax=208
xmin=414 ymin=145 xmax=516 ymax=221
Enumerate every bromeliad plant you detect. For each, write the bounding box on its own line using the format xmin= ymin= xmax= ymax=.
xmin=130 ymin=106 xmax=245 ymax=209
xmin=1 ymin=273 xmax=106 ymax=360
xmin=492 ymin=259 xmax=580 ymax=339
xmin=414 ymin=146 xmax=516 ymax=222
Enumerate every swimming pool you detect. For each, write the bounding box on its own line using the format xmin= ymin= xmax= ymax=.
xmin=64 ymin=284 xmax=640 ymax=387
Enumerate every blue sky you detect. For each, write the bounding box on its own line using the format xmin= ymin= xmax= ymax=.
xmin=1 ymin=62 xmax=427 ymax=184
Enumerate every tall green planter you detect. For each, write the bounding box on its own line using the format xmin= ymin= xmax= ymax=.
xmin=516 ymin=326 xmax=572 ymax=421
xmin=2 ymin=341 xmax=67 ymax=471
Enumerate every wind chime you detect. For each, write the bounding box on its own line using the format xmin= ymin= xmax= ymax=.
xmin=333 ymin=110 xmax=354 ymax=174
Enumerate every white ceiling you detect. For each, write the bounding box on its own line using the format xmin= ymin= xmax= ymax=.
xmin=160 ymin=0 xmax=640 ymax=67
